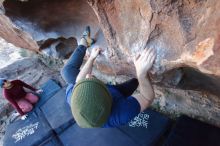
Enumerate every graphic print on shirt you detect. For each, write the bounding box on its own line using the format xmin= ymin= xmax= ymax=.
xmin=128 ymin=112 xmax=150 ymax=128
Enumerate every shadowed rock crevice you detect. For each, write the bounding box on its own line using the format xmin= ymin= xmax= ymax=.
xmin=3 ymin=0 xmax=100 ymax=41
xmin=178 ymin=68 xmax=220 ymax=97
xmin=38 ymin=37 xmax=78 ymax=59
xmin=158 ymin=67 xmax=220 ymax=97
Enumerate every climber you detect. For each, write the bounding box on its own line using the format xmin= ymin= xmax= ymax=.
xmin=0 ymin=79 xmax=43 ymax=120
xmin=61 ymin=26 xmax=156 ymax=128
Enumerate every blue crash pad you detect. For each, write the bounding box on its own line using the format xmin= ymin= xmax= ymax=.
xmin=163 ymin=115 xmax=220 ymax=146
xmin=41 ymin=88 xmax=75 ymax=134
xmin=59 ymin=124 xmax=138 ymax=146
xmin=58 ymin=109 xmax=171 ymax=146
xmin=119 ymin=109 xmax=171 ymax=146
xmin=35 ymin=79 xmax=61 ymax=108
xmin=3 ymin=112 xmax=53 ymax=146
xmin=37 ymin=135 xmax=62 ymax=146
xmin=3 ymin=79 xmax=61 ymax=146
xmin=4 ymin=79 xmax=172 ymax=146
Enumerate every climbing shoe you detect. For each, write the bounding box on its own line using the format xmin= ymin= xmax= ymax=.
xmin=79 ymin=26 xmax=95 ymax=47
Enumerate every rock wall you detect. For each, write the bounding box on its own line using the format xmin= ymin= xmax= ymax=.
xmin=88 ymin=0 xmax=220 ymax=77
xmin=3 ymin=0 xmax=101 ymax=42
xmin=4 ymin=0 xmax=220 ymax=78
xmin=87 ymin=0 xmax=220 ymax=97
xmin=0 ymin=2 xmax=38 ymax=51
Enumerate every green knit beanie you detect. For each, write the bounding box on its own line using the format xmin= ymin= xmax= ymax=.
xmin=71 ymin=78 xmax=112 ymax=128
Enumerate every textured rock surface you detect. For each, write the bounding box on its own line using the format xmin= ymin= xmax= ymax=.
xmin=1 ymin=0 xmax=220 ymax=77
xmin=3 ymin=0 xmax=101 ymax=43
xmin=39 ymin=37 xmax=78 ymax=59
xmin=0 ymin=1 xmax=38 ymax=51
xmin=152 ymin=86 xmax=220 ymax=127
xmin=88 ymin=0 xmax=220 ymax=77
xmin=0 ymin=14 xmax=38 ymax=51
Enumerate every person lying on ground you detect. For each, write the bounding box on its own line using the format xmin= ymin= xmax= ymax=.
xmin=0 ymin=79 xmax=43 ymax=120
xmin=61 ymin=26 xmax=156 ymax=128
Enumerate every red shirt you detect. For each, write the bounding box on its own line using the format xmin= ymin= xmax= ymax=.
xmin=3 ymin=80 xmax=36 ymax=115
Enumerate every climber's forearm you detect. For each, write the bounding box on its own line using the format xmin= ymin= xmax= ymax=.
xmin=137 ymin=74 xmax=155 ymax=103
xmin=76 ymin=57 xmax=95 ymax=82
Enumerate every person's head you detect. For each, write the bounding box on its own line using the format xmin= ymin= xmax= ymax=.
xmin=71 ymin=76 xmax=112 ymax=128
xmin=0 ymin=78 xmax=11 ymax=89
xmin=0 ymin=78 xmax=12 ymax=89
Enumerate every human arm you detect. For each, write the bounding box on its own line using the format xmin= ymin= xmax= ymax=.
xmin=17 ymin=80 xmax=43 ymax=93
xmin=18 ymin=80 xmax=36 ymax=91
xmin=75 ymin=48 xmax=101 ymax=82
xmin=133 ymin=48 xmax=156 ymax=112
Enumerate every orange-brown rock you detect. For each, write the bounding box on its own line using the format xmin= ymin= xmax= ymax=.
xmin=0 ymin=14 xmax=38 ymax=51
xmin=88 ymin=0 xmax=220 ymax=78
xmin=0 ymin=0 xmax=220 ymax=95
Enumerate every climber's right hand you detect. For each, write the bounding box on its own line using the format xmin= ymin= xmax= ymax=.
xmin=133 ymin=48 xmax=156 ymax=78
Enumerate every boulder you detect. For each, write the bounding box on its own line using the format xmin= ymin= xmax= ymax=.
xmin=0 ymin=0 xmax=220 ymax=127
xmin=87 ymin=0 xmax=220 ymax=78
